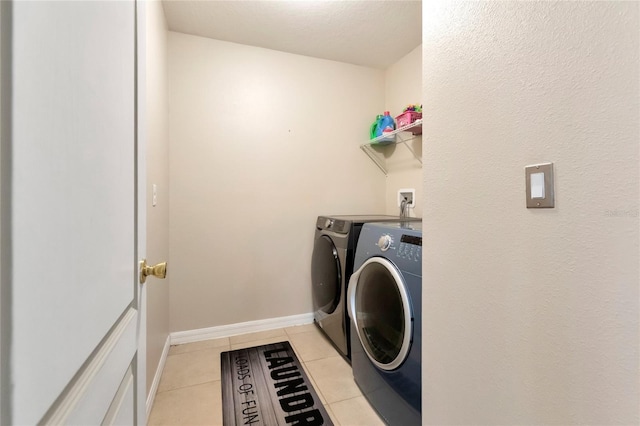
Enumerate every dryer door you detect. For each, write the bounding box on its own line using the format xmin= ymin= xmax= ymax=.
xmin=311 ymin=235 xmax=341 ymax=316
xmin=348 ymin=257 xmax=412 ymax=371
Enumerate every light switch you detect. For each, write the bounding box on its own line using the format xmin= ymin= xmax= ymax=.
xmin=152 ymin=184 xmax=157 ymax=207
xmin=530 ymin=172 xmax=545 ymax=199
xmin=525 ymin=163 xmax=554 ymax=208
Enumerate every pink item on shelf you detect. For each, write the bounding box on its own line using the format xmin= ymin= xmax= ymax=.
xmin=395 ymin=111 xmax=422 ymax=135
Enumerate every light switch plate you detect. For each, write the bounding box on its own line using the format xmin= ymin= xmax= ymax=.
xmin=525 ymin=163 xmax=554 ymax=208
xmin=152 ymin=184 xmax=157 ymax=207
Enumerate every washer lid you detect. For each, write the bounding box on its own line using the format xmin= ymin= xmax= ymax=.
xmin=316 ymin=215 xmax=420 ymax=232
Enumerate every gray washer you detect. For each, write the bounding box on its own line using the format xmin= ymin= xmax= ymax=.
xmin=311 ymin=215 xmax=419 ymax=361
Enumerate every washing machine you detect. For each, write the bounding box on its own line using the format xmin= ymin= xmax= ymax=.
xmin=347 ymin=221 xmax=422 ymax=425
xmin=311 ymin=215 xmax=419 ymax=361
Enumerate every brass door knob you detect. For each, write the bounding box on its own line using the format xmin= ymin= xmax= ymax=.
xmin=139 ymin=259 xmax=167 ymax=284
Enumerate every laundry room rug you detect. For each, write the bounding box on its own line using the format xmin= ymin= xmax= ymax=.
xmin=221 ymin=341 xmax=333 ymax=426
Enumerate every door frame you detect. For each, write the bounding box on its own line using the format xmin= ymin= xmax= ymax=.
xmin=135 ymin=0 xmax=147 ymax=423
xmin=0 ymin=1 xmax=11 ymax=423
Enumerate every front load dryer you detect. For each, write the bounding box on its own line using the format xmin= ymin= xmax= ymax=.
xmin=347 ymin=221 xmax=423 ymax=425
xmin=311 ymin=215 xmax=419 ymax=361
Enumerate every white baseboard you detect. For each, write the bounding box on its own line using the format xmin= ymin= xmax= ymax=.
xmin=170 ymin=312 xmax=314 ymax=345
xmin=146 ymin=334 xmax=170 ymax=419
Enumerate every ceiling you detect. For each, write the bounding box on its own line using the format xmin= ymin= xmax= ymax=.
xmin=162 ymin=0 xmax=422 ymax=69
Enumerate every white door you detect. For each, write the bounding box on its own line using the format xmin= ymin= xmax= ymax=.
xmin=4 ymin=1 xmax=148 ymax=424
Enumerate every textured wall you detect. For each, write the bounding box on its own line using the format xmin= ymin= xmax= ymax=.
xmin=145 ymin=0 xmax=170 ymax=394
xmin=422 ymin=2 xmax=639 ymax=424
xmin=168 ymin=32 xmax=386 ymax=332
xmin=384 ymin=45 xmax=423 ymax=218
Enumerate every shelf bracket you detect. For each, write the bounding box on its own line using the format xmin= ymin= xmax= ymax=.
xmin=360 ymin=144 xmax=389 ymax=176
xmin=360 ymin=119 xmax=423 ymax=175
xmin=397 ymin=134 xmax=422 ymax=166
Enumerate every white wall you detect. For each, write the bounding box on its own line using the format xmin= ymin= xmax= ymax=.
xmin=384 ymin=45 xmax=422 ymax=217
xmin=145 ymin=0 xmax=170 ymax=394
xmin=422 ymin=2 xmax=639 ymax=424
xmin=168 ymin=32 xmax=386 ymax=332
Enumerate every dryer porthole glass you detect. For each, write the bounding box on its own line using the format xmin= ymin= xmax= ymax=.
xmin=354 ymin=262 xmax=407 ymax=366
xmin=311 ymin=235 xmax=341 ymax=315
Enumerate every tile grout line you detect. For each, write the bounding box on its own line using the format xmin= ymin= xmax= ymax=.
xmin=156 ymin=378 xmax=222 ymax=396
xmin=327 ymin=393 xmax=365 ymax=405
xmin=300 ymin=358 xmax=330 ymax=407
xmin=284 ymin=328 xmax=335 ymax=416
xmin=167 ymin=345 xmax=231 ymax=357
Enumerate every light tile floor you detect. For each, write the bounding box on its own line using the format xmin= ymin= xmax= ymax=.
xmin=148 ymin=323 xmax=384 ymax=426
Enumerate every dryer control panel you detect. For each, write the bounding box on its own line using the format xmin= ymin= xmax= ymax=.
xmin=353 ymin=222 xmax=423 ymax=281
xmin=315 ymin=216 xmax=349 ymax=233
xmin=369 ymin=232 xmax=421 ymax=262
xmin=397 ymin=234 xmax=422 ymax=262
